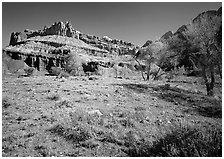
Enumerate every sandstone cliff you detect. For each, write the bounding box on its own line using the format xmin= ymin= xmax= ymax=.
xmin=9 ymin=21 xmax=137 ymax=55
xmin=4 ymin=21 xmax=138 ymax=76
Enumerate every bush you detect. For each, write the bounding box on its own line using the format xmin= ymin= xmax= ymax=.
xmin=64 ymin=53 xmax=84 ymax=76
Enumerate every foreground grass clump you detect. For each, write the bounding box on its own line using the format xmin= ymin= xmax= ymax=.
xmin=47 ymin=107 xmax=140 ymax=156
xmin=126 ymin=122 xmax=222 ymax=157
xmin=47 ymin=106 xmax=221 ymax=157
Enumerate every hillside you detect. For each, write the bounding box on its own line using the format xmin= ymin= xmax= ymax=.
xmin=139 ymin=7 xmax=222 ymax=72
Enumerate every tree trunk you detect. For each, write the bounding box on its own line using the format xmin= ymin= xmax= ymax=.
xmin=217 ymin=61 xmax=222 ymax=79
xmin=153 ymin=67 xmax=161 ymax=80
xmin=208 ymin=66 xmax=215 ymax=96
xmin=201 ymin=65 xmax=215 ymax=96
xmin=189 ymin=56 xmax=199 ymax=71
xmin=146 ymin=63 xmax=151 ymax=81
xmin=206 ymin=83 xmax=214 ymax=96
xmin=134 ymin=58 xmax=146 ymax=80
xmin=146 ymin=69 xmax=150 ymax=80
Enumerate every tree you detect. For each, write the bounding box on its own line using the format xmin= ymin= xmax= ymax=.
xmin=165 ymin=12 xmax=221 ymax=96
xmin=133 ymin=47 xmax=155 ymax=80
xmin=183 ymin=14 xmax=221 ymax=96
xmin=214 ymin=25 xmax=222 ymax=78
xmin=132 ymin=42 xmax=166 ymax=81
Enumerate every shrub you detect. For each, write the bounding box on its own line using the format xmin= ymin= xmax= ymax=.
xmin=64 ymin=52 xmax=84 ymax=76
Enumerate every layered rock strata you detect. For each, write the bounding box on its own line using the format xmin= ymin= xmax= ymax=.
xmin=9 ymin=21 xmax=137 ymax=55
xmin=4 ymin=21 xmax=138 ymax=74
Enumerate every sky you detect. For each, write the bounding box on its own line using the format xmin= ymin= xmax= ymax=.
xmin=2 ymin=2 xmax=222 ymax=47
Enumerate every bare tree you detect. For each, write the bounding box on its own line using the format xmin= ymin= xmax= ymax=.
xmin=132 ymin=45 xmax=165 ymax=81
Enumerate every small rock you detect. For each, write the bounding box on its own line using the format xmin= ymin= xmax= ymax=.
xmin=214 ymin=96 xmax=221 ymax=101
xmin=89 ymin=76 xmax=98 ymax=80
xmin=88 ymin=110 xmax=103 ymax=117
xmin=152 ymin=97 xmax=157 ymax=101
xmin=56 ymin=97 xmax=72 ymax=108
xmin=60 ymin=77 xmax=67 ymax=82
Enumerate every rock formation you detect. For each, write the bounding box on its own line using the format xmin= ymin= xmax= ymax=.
xmin=4 ymin=21 xmax=138 ymax=76
xmin=160 ymin=31 xmax=173 ymax=41
xmin=9 ymin=21 xmax=79 ymax=45
xmin=8 ymin=21 xmax=136 ymax=55
xmin=142 ymin=40 xmax=153 ymax=48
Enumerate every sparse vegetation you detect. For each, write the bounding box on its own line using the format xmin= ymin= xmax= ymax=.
xmin=2 ymin=72 xmax=222 ymax=157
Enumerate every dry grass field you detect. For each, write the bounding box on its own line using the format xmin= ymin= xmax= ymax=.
xmin=2 ymin=72 xmax=222 ymax=157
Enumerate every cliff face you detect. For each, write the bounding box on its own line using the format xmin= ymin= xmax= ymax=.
xmin=4 ymin=21 xmax=138 ymax=75
xmin=4 ymin=35 xmax=108 ymax=73
xmin=9 ymin=21 xmax=137 ymax=55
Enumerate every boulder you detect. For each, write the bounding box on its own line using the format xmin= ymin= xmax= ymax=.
xmin=9 ymin=32 xmax=27 ymax=45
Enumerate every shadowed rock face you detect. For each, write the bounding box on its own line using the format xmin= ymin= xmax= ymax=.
xmin=82 ymin=61 xmax=99 ymax=73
